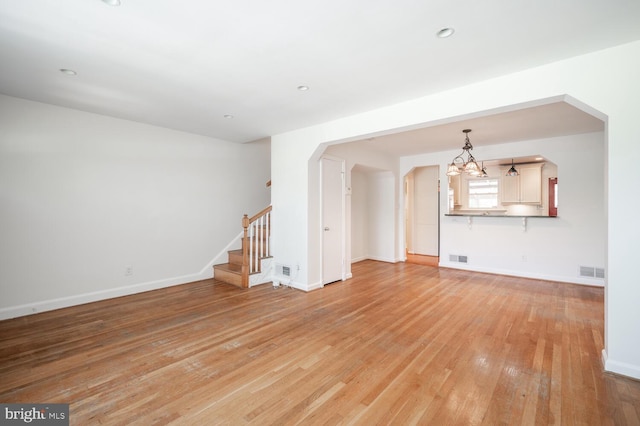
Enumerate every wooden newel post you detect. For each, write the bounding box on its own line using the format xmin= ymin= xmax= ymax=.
xmin=242 ymin=214 xmax=250 ymax=232
xmin=241 ymin=214 xmax=250 ymax=287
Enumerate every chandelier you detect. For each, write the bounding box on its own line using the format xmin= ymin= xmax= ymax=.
xmin=446 ymin=129 xmax=481 ymax=176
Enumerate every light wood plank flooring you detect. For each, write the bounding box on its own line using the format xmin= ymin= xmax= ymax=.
xmin=405 ymin=252 xmax=439 ymax=267
xmin=1 ymin=260 xmax=639 ymax=425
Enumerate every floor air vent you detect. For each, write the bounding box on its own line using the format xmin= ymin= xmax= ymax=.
xmin=449 ymin=255 xmax=468 ymax=264
xmin=579 ymin=266 xmax=605 ymax=279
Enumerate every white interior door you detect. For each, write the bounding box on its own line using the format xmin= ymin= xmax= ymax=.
xmin=321 ymin=157 xmax=344 ymax=285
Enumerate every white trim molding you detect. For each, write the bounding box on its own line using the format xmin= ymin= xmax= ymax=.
xmin=602 ymin=350 xmax=640 ymax=380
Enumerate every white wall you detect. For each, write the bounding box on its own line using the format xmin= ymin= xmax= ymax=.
xmin=401 ymin=132 xmax=605 ymax=285
xmin=0 ymin=94 xmax=271 ymax=319
xmin=350 ymin=168 xmax=368 ymax=263
xmin=367 ymin=171 xmax=396 ymax=262
xmin=347 ymin=168 xmax=397 ymax=264
xmin=271 ymin=41 xmax=640 ymax=379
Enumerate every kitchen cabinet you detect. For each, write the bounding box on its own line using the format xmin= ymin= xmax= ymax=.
xmin=501 ymin=163 xmax=543 ymax=204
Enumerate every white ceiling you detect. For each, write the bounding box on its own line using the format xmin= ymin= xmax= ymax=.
xmin=0 ymin=0 xmax=638 ymax=143
xmin=344 ymin=100 xmax=605 ymax=157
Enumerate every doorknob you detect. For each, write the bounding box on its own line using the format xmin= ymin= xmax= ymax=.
xmin=324 ymin=227 xmax=330 ymax=231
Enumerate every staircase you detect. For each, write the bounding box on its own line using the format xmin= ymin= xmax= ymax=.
xmin=213 ymin=206 xmax=272 ymax=288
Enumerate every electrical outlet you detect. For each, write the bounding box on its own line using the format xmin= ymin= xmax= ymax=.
xmin=125 ymin=266 xmax=133 ymax=276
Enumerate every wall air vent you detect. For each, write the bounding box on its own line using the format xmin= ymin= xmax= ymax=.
xmin=579 ymin=266 xmax=605 ymax=279
xmin=449 ymin=255 xmax=468 ymax=264
xmin=276 ymin=263 xmax=291 ymax=277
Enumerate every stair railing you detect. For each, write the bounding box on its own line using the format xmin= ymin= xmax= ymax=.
xmin=241 ymin=205 xmax=272 ymax=287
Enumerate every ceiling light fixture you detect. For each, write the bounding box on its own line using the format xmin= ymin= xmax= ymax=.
xmin=436 ymin=28 xmax=455 ymax=38
xmin=223 ymin=114 xmax=234 ymax=119
xmin=59 ymin=69 xmax=77 ymax=76
xmin=506 ymin=159 xmax=519 ymax=176
xmin=101 ymin=0 xmax=121 ymax=6
xmin=446 ymin=129 xmax=481 ymax=177
xmin=479 ymin=161 xmax=489 ymax=178
xmin=297 ymin=85 xmax=309 ymax=91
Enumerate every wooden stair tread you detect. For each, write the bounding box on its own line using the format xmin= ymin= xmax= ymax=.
xmin=228 ymin=249 xmax=272 ymax=258
xmin=227 ymin=250 xmax=243 ymax=266
xmin=228 ymin=249 xmax=272 ymax=265
xmin=214 ymin=261 xmax=273 ymax=274
xmin=214 ymin=263 xmax=242 ymax=273
xmin=213 ymin=263 xmax=243 ymax=288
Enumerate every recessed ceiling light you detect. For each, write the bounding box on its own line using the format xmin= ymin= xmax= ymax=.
xmin=223 ymin=114 xmax=234 ymax=119
xmin=436 ymin=28 xmax=455 ymax=38
xmin=102 ymin=0 xmax=121 ymax=5
xmin=297 ymin=85 xmax=309 ymax=91
xmin=59 ymin=69 xmax=77 ymax=76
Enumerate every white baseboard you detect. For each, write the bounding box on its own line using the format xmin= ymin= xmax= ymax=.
xmin=306 ymin=280 xmax=323 ymax=291
xmin=438 ymin=262 xmax=605 ymax=287
xmin=249 ymin=280 xmax=273 ymax=287
xmin=366 ymin=255 xmax=398 ymax=263
xmin=602 ymin=349 xmax=640 ymax=380
xmin=0 ymin=270 xmax=213 ymax=321
xmin=282 ymin=279 xmax=312 ymax=292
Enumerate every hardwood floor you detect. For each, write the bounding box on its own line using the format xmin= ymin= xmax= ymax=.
xmin=405 ymin=252 xmax=439 ymax=267
xmin=1 ymin=260 xmax=639 ymax=425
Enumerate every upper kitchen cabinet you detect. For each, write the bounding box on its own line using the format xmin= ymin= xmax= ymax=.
xmin=501 ymin=163 xmax=543 ymax=204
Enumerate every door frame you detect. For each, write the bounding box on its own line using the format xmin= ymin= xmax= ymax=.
xmin=320 ymin=155 xmax=346 ymax=286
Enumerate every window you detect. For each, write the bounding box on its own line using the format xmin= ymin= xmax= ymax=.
xmin=468 ymin=178 xmax=499 ymax=209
